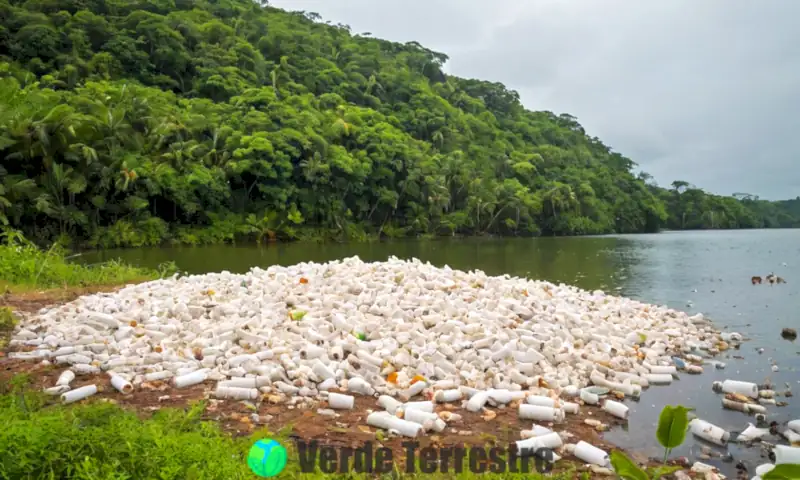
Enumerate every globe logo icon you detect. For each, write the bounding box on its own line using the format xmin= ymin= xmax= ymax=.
xmin=247 ymin=439 xmax=288 ymax=477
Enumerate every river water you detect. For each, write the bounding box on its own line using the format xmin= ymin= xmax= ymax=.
xmin=81 ymin=230 xmax=800 ymax=474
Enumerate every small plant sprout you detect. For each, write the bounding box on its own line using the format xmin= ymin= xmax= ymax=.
xmin=609 ymin=404 xmax=693 ymax=480
xmin=656 ymin=404 xmax=692 ymax=463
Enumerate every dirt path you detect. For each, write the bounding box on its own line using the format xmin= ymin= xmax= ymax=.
xmin=0 ymin=284 xmax=126 ymax=313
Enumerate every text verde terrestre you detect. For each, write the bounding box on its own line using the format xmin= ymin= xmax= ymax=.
xmin=296 ymin=440 xmax=555 ymax=474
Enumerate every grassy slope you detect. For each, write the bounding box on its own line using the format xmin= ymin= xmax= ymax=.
xmin=0 ymin=231 xmax=169 ymax=293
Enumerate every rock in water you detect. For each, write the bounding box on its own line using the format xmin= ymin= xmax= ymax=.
xmin=781 ymin=328 xmax=797 ymax=340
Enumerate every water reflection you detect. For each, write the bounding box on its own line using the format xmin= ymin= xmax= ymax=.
xmin=80 ymin=237 xmax=629 ymax=293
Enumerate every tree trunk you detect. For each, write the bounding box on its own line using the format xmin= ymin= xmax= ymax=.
xmin=246 ymin=180 xmax=258 ymax=205
xmin=367 ymin=200 xmax=379 ymax=222
xmin=483 ymin=206 xmax=507 ymax=234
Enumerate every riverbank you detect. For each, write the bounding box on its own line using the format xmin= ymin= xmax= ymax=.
xmin=19 ymin=224 xmax=800 ymax=253
xmin=0 ymin=359 xmax=638 ymax=479
xmin=0 ymin=282 xmax=624 ymax=479
xmin=8 ymin=256 xmax=723 ymax=389
xmin=0 ymin=231 xmax=172 ymax=293
xmin=7 ymin=232 xmax=800 ymax=477
xmin=9 ymin=260 xmax=744 ymax=478
xmin=0 ymin=281 xmax=652 ymax=478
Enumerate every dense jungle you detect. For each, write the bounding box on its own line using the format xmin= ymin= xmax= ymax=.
xmin=0 ymin=0 xmax=797 ymax=248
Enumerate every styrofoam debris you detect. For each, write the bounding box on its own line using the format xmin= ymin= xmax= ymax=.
xmin=12 ymin=257 xmax=728 ymax=431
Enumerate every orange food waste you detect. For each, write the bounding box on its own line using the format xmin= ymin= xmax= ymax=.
xmin=299 ymin=277 xmax=309 ymax=284
xmin=410 ymin=375 xmax=426 ymax=385
xmin=387 ymin=372 xmax=398 ymax=384
xmin=537 ymin=377 xmax=549 ymax=388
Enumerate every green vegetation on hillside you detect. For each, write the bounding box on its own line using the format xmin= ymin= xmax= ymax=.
xmin=0 ymin=0 xmax=796 ymax=248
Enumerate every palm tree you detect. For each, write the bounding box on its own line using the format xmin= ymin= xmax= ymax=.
xmin=544 ymin=182 xmax=576 ymax=219
xmin=0 ymin=166 xmax=35 ymax=225
xmin=41 ymin=162 xmax=88 ymax=234
xmin=4 ymin=104 xmax=83 ymax=170
xmin=299 ymin=152 xmax=328 ymax=183
xmin=203 ymin=128 xmax=232 ymax=167
xmin=245 ymin=212 xmax=282 ymax=243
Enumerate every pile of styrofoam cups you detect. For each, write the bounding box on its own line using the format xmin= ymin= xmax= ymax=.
xmin=9 ymin=256 xmax=761 ymax=470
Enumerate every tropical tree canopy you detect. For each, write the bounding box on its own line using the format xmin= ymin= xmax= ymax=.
xmin=0 ymin=0 xmax=796 ymax=247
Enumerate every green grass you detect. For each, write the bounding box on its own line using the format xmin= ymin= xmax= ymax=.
xmin=0 ymin=380 xmax=254 ymax=479
xmin=0 ymin=376 xmax=581 ymax=480
xmin=0 ymin=307 xmax=18 ymax=348
xmin=0 ymin=230 xmax=175 ymax=291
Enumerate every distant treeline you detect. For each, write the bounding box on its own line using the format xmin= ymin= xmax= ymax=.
xmin=649 ymin=180 xmax=798 ymax=230
xmin=0 ymin=0 xmax=796 ymax=248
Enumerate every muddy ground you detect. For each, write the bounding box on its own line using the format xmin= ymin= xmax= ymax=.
xmin=1 ymin=286 xmax=693 ymax=478
xmin=0 ymin=284 xmax=124 ymax=312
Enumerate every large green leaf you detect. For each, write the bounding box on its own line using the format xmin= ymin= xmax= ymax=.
xmin=609 ymin=450 xmax=649 ymax=480
xmin=763 ymin=464 xmax=800 ymax=480
xmin=656 ymin=405 xmax=692 ymax=449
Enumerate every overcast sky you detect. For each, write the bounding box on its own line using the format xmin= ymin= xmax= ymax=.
xmin=269 ymin=0 xmax=799 ymax=200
